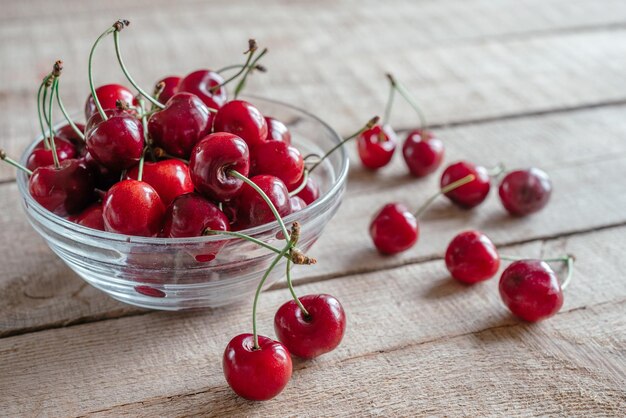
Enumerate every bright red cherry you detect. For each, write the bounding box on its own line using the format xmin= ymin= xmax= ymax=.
xmin=223 ymin=334 xmax=292 ymax=401
xmin=71 ymin=203 xmax=104 ymax=231
xmin=85 ymin=109 xmax=143 ymax=171
xmin=499 ymin=260 xmax=563 ymax=322
xmin=369 ymin=203 xmax=418 ymax=254
xmin=177 ymin=69 xmax=227 ymax=109
xmin=125 ymin=159 xmax=194 ymax=206
xmin=161 ymin=193 xmax=229 ymax=238
xmin=56 ymin=123 xmax=86 ymax=156
xmin=213 ymin=100 xmax=268 ymax=147
xmin=236 ymin=175 xmax=291 ymax=228
xmin=265 ymin=117 xmax=291 ymax=144
xmin=356 ymin=124 xmax=397 ymax=169
xmin=441 ymin=161 xmax=490 ymax=209
xmin=154 ymin=76 xmax=181 ymax=104
xmin=288 ymin=175 xmax=320 ymax=205
xmin=274 ymin=294 xmax=346 ymax=359
xmin=102 ymin=179 xmax=165 ymax=237
xmin=499 ymin=168 xmax=552 ymax=216
xmin=445 ymin=230 xmax=500 ymax=284
xmin=148 ymin=92 xmax=213 ymax=158
xmin=84 ymin=84 xmax=135 ymax=121
xmin=251 ymin=141 xmax=304 ymax=188
xmin=26 ymin=137 xmax=76 ymax=171
xmin=289 ymin=196 xmax=307 ymax=213
xmin=402 ymin=130 xmax=444 ymax=177
xmin=189 ymin=132 xmax=250 ymax=201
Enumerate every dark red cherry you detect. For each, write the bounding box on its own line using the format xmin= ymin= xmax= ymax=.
xmin=56 ymin=123 xmax=86 ymax=155
xmin=83 ymin=152 xmax=120 ymax=191
xmin=213 ymin=100 xmax=268 ymax=147
xmin=223 ymin=334 xmax=292 ymax=401
xmin=125 ymin=159 xmax=194 ymax=206
xmin=236 ymin=175 xmax=291 ymax=228
xmin=189 ymin=132 xmax=250 ymax=201
xmin=499 ymin=168 xmax=552 ymax=216
xmin=148 ymin=92 xmax=212 ymax=158
xmin=289 ymin=196 xmax=307 ymax=213
xmin=402 ymin=130 xmax=444 ymax=177
xmin=251 ymin=141 xmax=304 ymax=188
xmin=85 ymin=84 xmax=135 ymax=121
xmin=288 ymin=175 xmax=320 ymax=205
xmin=26 ymin=137 xmax=76 ymax=171
xmin=440 ymin=161 xmax=490 ymax=209
xmin=161 ymin=193 xmax=229 ymax=237
xmin=265 ymin=117 xmax=291 ymax=144
xmin=71 ymin=203 xmax=104 ymax=231
xmin=499 ymin=260 xmax=563 ymax=322
xmin=356 ymin=124 xmax=397 ymax=169
xmin=28 ymin=159 xmax=95 ymax=217
xmin=85 ymin=109 xmax=144 ymax=171
xmin=102 ymin=179 xmax=165 ymax=237
xmin=445 ymin=230 xmax=500 ymax=284
xmin=369 ymin=203 xmax=418 ymax=254
xmin=155 ymin=76 xmax=181 ymax=104
xmin=274 ymin=294 xmax=346 ymax=359
xmin=177 ymin=69 xmax=227 ymax=109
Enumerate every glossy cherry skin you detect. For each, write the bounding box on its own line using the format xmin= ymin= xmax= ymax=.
xmin=177 ymin=69 xmax=227 ymax=109
xmin=289 ymin=196 xmax=307 ymax=213
xmin=369 ymin=203 xmax=418 ymax=254
xmin=356 ymin=124 xmax=397 ymax=169
xmin=85 ymin=109 xmax=144 ymax=171
xmin=161 ymin=193 xmax=229 ymax=237
xmin=71 ymin=203 xmax=104 ymax=231
xmin=56 ymin=123 xmax=87 ymax=156
xmin=223 ymin=334 xmax=292 ymax=401
xmin=441 ymin=161 xmax=491 ymax=209
xmin=402 ymin=130 xmax=444 ymax=177
xmin=499 ymin=168 xmax=552 ymax=216
xmin=274 ymin=294 xmax=346 ymax=359
xmin=236 ymin=175 xmax=291 ymax=228
xmin=85 ymin=84 xmax=135 ymax=121
xmin=214 ymin=100 xmax=268 ymax=147
xmin=251 ymin=141 xmax=304 ymax=188
xmin=189 ymin=132 xmax=250 ymax=201
xmin=288 ymin=175 xmax=320 ymax=205
xmin=499 ymin=260 xmax=563 ymax=322
xmin=28 ymin=159 xmax=95 ymax=217
xmin=83 ymin=152 xmax=120 ymax=191
xmin=155 ymin=76 xmax=181 ymax=104
xmin=102 ymin=180 xmax=165 ymax=237
xmin=26 ymin=137 xmax=76 ymax=171
xmin=445 ymin=230 xmax=500 ymax=284
xmin=125 ymin=159 xmax=194 ymax=206
xmin=148 ymin=92 xmax=213 ymax=158
xmin=265 ymin=117 xmax=291 ymax=145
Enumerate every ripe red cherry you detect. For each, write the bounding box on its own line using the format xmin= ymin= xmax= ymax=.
xmin=213 ymin=100 xmax=268 ymax=147
xmin=356 ymin=124 xmax=397 ymax=169
xmin=189 ymin=132 xmax=250 ymax=201
xmin=26 ymin=137 xmax=76 ymax=171
xmin=28 ymin=159 xmax=95 ymax=217
xmin=274 ymin=294 xmax=346 ymax=359
xmin=154 ymin=76 xmax=181 ymax=104
xmin=82 ymin=152 xmax=120 ymax=191
xmin=236 ymin=175 xmax=291 ymax=228
xmin=289 ymin=196 xmax=307 ymax=213
xmin=499 ymin=168 xmax=552 ymax=216
xmin=445 ymin=230 xmax=500 ymax=283
xmin=125 ymin=159 xmax=194 ymax=206
xmin=161 ymin=193 xmax=229 ymax=237
xmin=251 ymin=141 xmax=304 ymax=187
xmin=265 ymin=117 xmax=291 ymax=144
xmin=177 ymin=69 xmax=227 ymax=109
xmin=369 ymin=203 xmax=418 ymax=254
xmin=288 ymin=175 xmax=320 ymax=205
xmin=223 ymin=334 xmax=292 ymax=401
xmin=148 ymin=92 xmax=212 ymax=158
xmin=71 ymin=203 xmax=104 ymax=231
xmin=84 ymin=84 xmax=135 ymax=121
xmin=85 ymin=109 xmax=143 ymax=171
xmin=441 ymin=161 xmax=490 ymax=209
xmin=102 ymin=179 xmax=165 ymax=237
xmin=56 ymin=123 xmax=87 ymax=156
xmin=402 ymin=130 xmax=444 ymax=177
xmin=499 ymin=260 xmax=563 ymax=322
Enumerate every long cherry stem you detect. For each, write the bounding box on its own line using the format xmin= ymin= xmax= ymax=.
xmin=48 ymin=78 xmax=60 ymax=168
xmin=211 ymin=40 xmax=258 ymax=93
xmin=288 ymin=169 xmax=309 ymax=197
xmin=203 ymin=229 xmax=283 ymax=255
xmin=55 ymin=80 xmax=85 ymax=141
xmin=217 ymin=63 xmax=266 ymax=74
xmin=382 ymin=76 xmax=396 ymax=126
xmin=387 ymin=73 xmax=427 ymax=130
xmin=89 ymin=26 xmax=116 ymax=120
xmin=37 ymin=75 xmax=52 ymax=149
xmin=136 ymin=99 xmax=149 ymax=182
xmin=285 ymin=259 xmax=309 ymax=316
xmin=234 ymin=48 xmax=268 ymax=99
xmin=414 ymin=174 xmax=475 ymax=218
xmin=561 ymin=255 xmax=575 ymax=290
xmin=0 ymin=149 xmax=33 ymax=175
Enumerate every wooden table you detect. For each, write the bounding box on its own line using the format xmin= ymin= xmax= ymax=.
xmin=1 ymin=1 xmax=625 ymax=416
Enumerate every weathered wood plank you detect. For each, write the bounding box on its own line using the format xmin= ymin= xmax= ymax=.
xmin=1 ymin=225 xmax=624 ymax=416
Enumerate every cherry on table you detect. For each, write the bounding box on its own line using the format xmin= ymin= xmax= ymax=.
xmin=26 ymin=137 xmax=76 ymax=171
xmin=445 ymin=230 xmax=500 ymax=284
xmin=251 ymin=140 xmax=304 ymax=188
xmin=499 ymin=168 xmax=552 ymax=216
xmin=125 ymin=159 xmax=194 ymax=206
xmin=369 ymin=203 xmax=418 ymax=255
xmin=356 ymin=124 xmax=397 ymax=169
xmin=177 ymin=69 xmax=227 ymax=109
xmin=236 ymin=174 xmax=291 ymax=228
xmin=440 ymin=161 xmax=490 ymax=209
xmin=70 ymin=203 xmax=104 ymax=231
xmin=154 ymin=76 xmax=181 ymax=104
xmin=402 ymin=130 xmax=444 ymax=177
xmin=265 ymin=117 xmax=291 ymax=144
xmin=85 ymin=84 xmax=135 ymax=121
xmin=213 ymin=100 xmax=268 ymax=147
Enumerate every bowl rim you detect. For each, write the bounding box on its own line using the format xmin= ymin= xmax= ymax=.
xmin=16 ymin=94 xmax=349 ymax=244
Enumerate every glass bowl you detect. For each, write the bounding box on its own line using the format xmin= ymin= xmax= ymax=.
xmin=16 ymin=96 xmax=348 ymax=310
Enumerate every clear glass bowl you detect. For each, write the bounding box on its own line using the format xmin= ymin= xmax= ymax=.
xmin=16 ymin=97 xmax=348 ymax=310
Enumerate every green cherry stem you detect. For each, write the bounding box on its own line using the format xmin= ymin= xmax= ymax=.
xmin=285 ymin=258 xmax=309 ymax=316
xmin=414 ymin=174 xmax=476 ymax=219
xmin=211 ymin=40 xmax=258 ymax=93
xmin=89 ymin=25 xmax=117 ymax=120
xmin=387 ymin=73 xmax=427 ymax=131
xmin=0 ymin=149 xmax=33 ymax=175
xmin=47 ymin=78 xmax=60 ymax=168
xmin=53 ymin=61 xmax=85 ymax=142
xmin=234 ymin=47 xmax=268 ymax=99
xmin=37 ymin=75 xmax=52 ymax=149
xmin=203 ymin=229 xmax=284 ymax=255
xmin=288 ymin=169 xmax=309 ymax=197
xmin=561 ymin=255 xmax=575 ymax=290
xmin=382 ymin=75 xmax=396 ymax=126
xmin=217 ymin=63 xmax=266 ymax=74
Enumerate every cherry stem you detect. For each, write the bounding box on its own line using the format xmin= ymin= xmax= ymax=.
xmin=487 ymin=163 xmax=506 ymax=178
xmin=387 ymin=73 xmax=427 ymax=131
xmin=203 ymin=229 xmax=283 ymax=255
xmin=382 ymin=76 xmax=396 ymax=126
xmin=136 ymin=99 xmax=149 ymax=182
xmin=234 ymin=48 xmax=268 ymax=99
xmin=285 ymin=259 xmax=310 ymax=317
xmin=0 ymin=149 xmax=33 ymax=175
xmin=414 ymin=174 xmax=476 ymax=218
xmin=288 ymin=169 xmax=309 ymax=197
xmin=48 ymin=78 xmax=60 ymax=168
xmin=561 ymin=255 xmax=575 ymax=290
xmin=308 ymin=115 xmax=380 ymax=173
xmin=211 ymin=40 xmax=258 ymax=93
xmin=217 ymin=63 xmax=267 ymax=74
xmin=37 ymin=75 xmax=52 ymax=150
xmin=55 ymin=78 xmax=85 ymax=141
xmin=89 ymin=26 xmax=116 ymax=120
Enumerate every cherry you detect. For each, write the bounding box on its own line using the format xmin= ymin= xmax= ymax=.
xmin=213 ymin=100 xmax=268 ymax=147
xmin=189 ymin=132 xmax=250 ymax=201
xmin=154 ymin=76 xmax=181 ymax=104
xmin=265 ymin=117 xmax=291 ymax=144
xmin=102 ymin=179 xmax=165 ymax=237
xmin=274 ymin=294 xmax=346 ymax=359
xmin=356 ymin=124 xmax=397 ymax=169
xmin=440 ymin=161 xmax=490 ymax=209
xmin=26 ymin=137 xmax=76 ymax=171
xmin=70 ymin=203 xmax=104 ymax=231
xmin=223 ymin=334 xmax=292 ymax=401
xmin=289 ymin=196 xmax=307 ymax=213
xmin=125 ymin=159 xmax=194 ymax=206
xmin=499 ymin=168 xmax=552 ymax=216
xmin=369 ymin=203 xmax=418 ymax=255
xmin=236 ymin=175 xmax=291 ymax=228
xmin=177 ymin=69 xmax=227 ymax=109
xmin=251 ymin=140 xmax=304 ymax=188
xmin=161 ymin=193 xmax=229 ymax=238
xmin=445 ymin=230 xmax=500 ymax=283
xmin=56 ymin=123 xmax=86 ymax=156
xmin=402 ymin=130 xmax=444 ymax=177
xmin=83 ymin=152 xmax=120 ymax=191
xmin=85 ymin=84 xmax=135 ymax=121
xmin=148 ymin=92 xmax=213 ymax=158
xmin=288 ymin=175 xmax=320 ymax=205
